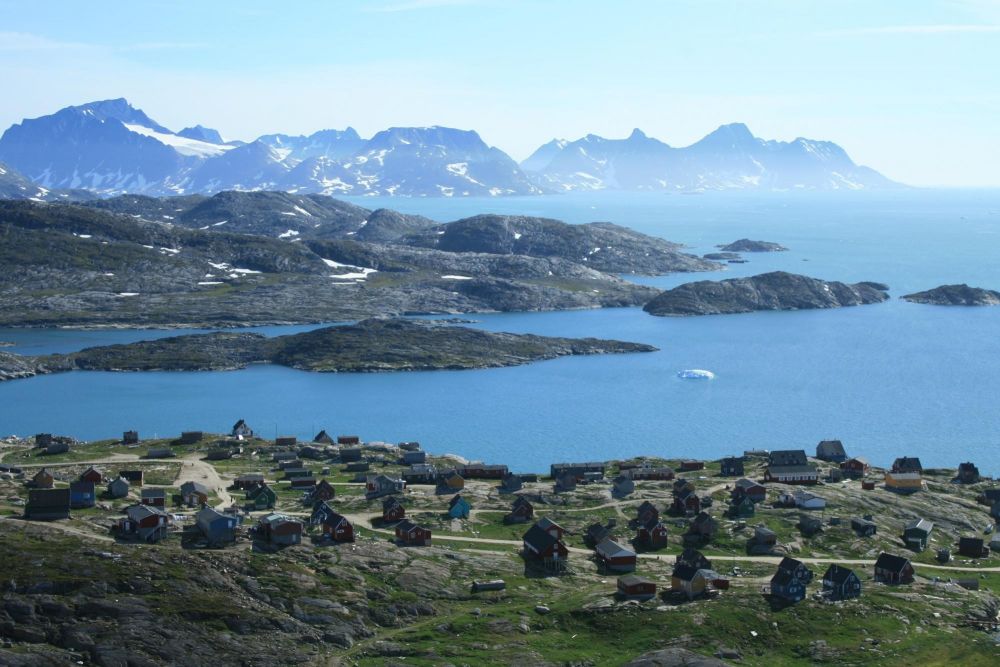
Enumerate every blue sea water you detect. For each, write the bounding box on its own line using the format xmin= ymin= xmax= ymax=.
xmin=2 ymin=190 xmax=999 ymax=474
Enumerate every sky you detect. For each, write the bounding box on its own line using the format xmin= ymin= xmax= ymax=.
xmin=0 ymin=0 xmax=998 ymax=187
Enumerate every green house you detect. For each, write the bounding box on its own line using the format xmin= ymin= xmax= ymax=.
xmin=247 ymin=484 xmax=277 ymax=510
xmin=729 ymin=496 xmax=755 ymax=519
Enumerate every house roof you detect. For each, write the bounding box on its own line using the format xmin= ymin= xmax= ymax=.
xmin=109 ymin=477 xmax=130 ymax=488
xmin=523 ymin=524 xmax=559 ymax=552
xmin=769 ymin=450 xmax=808 ymax=467
xmin=126 ymin=503 xmax=168 ymax=521
xmin=637 ymin=501 xmax=658 ymax=513
xmin=196 ymin=507 xmax=229 ymax=524
xmin=27 ymin=488 xmax=70 ymax=508
xmin=770 ymin=569 xmax=798 ymax=586
xmin=140 ymin=487 xmax=166 ymax=498
xmin=959 ymin=536 xmax=984 ymax=548
xmin=677 ymin=548 xmax=711 ymax=568
xmin=618 ymin=575 xmax=652 ymax=587
xmin=382 ymin=496 xmax=403 ymax=509
xmin=536 ymin=517 xmax=564 ymax=532
xmin=893 ymin=456 xmax=922 ymax=469
xmin=875 ymin=552 xmax=911 ymax=572
xmin=181 ymin=481 xmax=210 ymax=495
xmin=596 ymin=538 xmax=635 ymax=559
xmin=672 ymin=563 xmax=700 ymax=582
xmin=642 ymin=516 xmax=666 ymax=531
xmin=735 ymin=478 xmax=764 ymax=490
xmin=70 ymin=480 xmax=95 ymax=492
xmin=248 ymin=484 xmax=275 ymax=498
xmin=904 ymin=518 xmax=934 ymax=534
xmin=823 ymin=564 xmax=857 ymax=585
xmin=816 ymin=440 xmax=846 ymax=455
xmin=778 ymin=556 xmax=806 ymax=573
xmin=587 ymin=523 xmax=611 ymax=540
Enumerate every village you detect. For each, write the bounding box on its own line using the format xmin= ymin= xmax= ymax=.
xmin=1 ymin=426 xmax=999 ymax=665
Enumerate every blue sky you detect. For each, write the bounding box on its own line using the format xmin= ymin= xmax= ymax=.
xmin=1 ymin=0 xmax=998 ymax=186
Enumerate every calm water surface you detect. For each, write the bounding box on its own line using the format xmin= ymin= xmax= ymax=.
xmin=2 ymin=190 xmax=999 ymax=473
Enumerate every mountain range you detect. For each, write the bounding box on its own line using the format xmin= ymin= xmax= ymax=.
xmin=0 ymin=98 xmax=898 ymax=199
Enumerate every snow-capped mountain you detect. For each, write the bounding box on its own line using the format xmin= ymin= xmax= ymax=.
xmin=522 ymin=123 xmax=897 ymax=191
xmin=258 ymin=128 xmax=365 ymax=165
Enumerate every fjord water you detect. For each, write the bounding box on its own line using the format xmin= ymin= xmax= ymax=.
xmin=2 ymin=190 xmax=1000 ymax=474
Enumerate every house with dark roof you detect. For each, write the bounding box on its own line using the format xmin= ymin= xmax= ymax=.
xmin=764 ymin=450 xmax=818 ymax=484
xmin=119 ymin=470 xmax=143 ymax=486
xmin=617 ymin=575 xmax=656 ymax=601
xmin=402 ymin=464 xmax=438 ymax=485
xmin=535 ymin=517 xmax=565 ymax=540
xmin=636 ymin=501 xmax=660 ymax=525
xmin=180 ymin=481 xmax=210 ymax=507
xmin=504 ymin=496 xmax=534 ymax=525
xmin=382 ymin=496 xmax=406 ymax=523
xmin=79 ymin=467 xmax=103 ymax=484
xmin=437 ymin=470 xmax=465 ymax=493
xmin=676 ymin=548 xmax=712 ymax=571
xmin=313 ymin=430 xmax=334 ymax=444
xmin=247 ymin=484 xmax=277 ymax=510
xmin=672 ymin=491 xmax=701 ymax=516
xmin=69 ymin=481 xmax=96 ymax=509
xmin=318 ymin=510 xmax=354 ymax=543
xmin=595 ymin=538 xmax=637 ymax=572
xmin=402 ymin=449 xmax=426 ymax=465
xmin=550 ymin=462 xmax=606 ymax=481
xmin=902 ymin=519 xmax=934 ymax=552
xmin=499 ymin=472 xmax=523 ymax=494
xmin=822 ymin=564 xmax=861 ymax=600
xmin=522 ymin=522 xmax=568 ymax=568
xmin=122 ymin=430 xmax=140 ymax=445
xmin=748 ymin=525 xmax=778 ymax=554
xmin=395 ymin=519 xmax=432 ymax=546
xmin=256 ymin=513 xmax=303 ymax=546
xmin=729 ymin=496 xmax=755 ymax=519
xmin=816 ymin=440 xmax=847 ymax=463
xmin=874 ymin=553 xmax=914 ymax=584
xmin=118 ymin=504 xmax=171 ymax=542
xmin=107 ymin=477 xmax=130 ymax=499
xmin=337 ymin=435 xmax=361 ymax=446
xmin=612 ymin=475 xmax=635 ymax=497
xmin=139 ymin=487 xmax=166 ymax=508
xmin=957 ymin=462 xmax=981 ymax=484
xmin=585 ymin=521 xmax=613 ymax=547
xmin=769 ymin=557 xmax=813 ymax=602
xmin=448 ymin=494 xmax=471 ymax=519
xmin=366 ymin=474 xmax=405 ymax=499
xmin=231 ymin=419 xmax=253 ymax=438
xmin=309 ymin=479 xmax=336 ymax=503
xmin=233 ymin=473 xmax=265 ymax=490
xmin=671 ymin=563 xmax=709 ymax=599
xmin=196 ymin=507 xmax=237 ymax=546
xmin=339 ymin=446 xmax=363 ymax=462
xmin=637 ymin=517 xmax=669 ymax=550
xmin=840 ymin=457 xmax=869 ymax=479
xmin=958 ymin=537 xmax=990 ymax=558
xmin=798 ymin=515 xmax=823 ymax=538
xmin=719 ymin=456 xmax=744 ymax=477
xmin=732 ymin=478 xmax=767 ymax=504
xmin=688 ymin=511 xmax=718 ymax=541
xmin=31 ymin=468 xmax=54 ymax=489
xmin=851 ymin=517 xmax=877 ymax=537
xmin=892 ymin=457 xmax=922 ymax=474
xmin=25 ymin=488 xmax=71 ymax=520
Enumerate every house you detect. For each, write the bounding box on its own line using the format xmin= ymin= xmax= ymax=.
xmin=282 ymin=467 xmax=312 ymax=479
xmin=554 ymin=473 xmax=577 ymax=493
xmin=892 ymin=457 xmax=923 ymax=474
xmin=636 ymin=501 xmax=660 ymax=525
xmin=672 ymin=491 xmax=701 ymax=516
xmin=339 ymin=447 xmax=363 ymax=462
xmin=274 ymin=436 xmax=297 ymax=448
xmin=448 ymin=494 xmax=471 ymax=519
xmin=402 ymin=464 xmax=438 ymax=485
xmin=536 ymin=516 xmax=566 ymax=540
xmin=672 ymin=478 xmax=695 ymax=497
xmin=118 ymin=504 xmax=171 ymax=542
xmin=764 ymin=450 xmax=818 ymax=484
xmin=79 ymin=467 xmax=103 ymax=484
xmin=719 ymin=456 xmax=744 ymax=477
xmin=522 ymin=523 xmax=568 ymax=567
xmin=504 ymin=497 xmax=534 ymax=525
xmin=343 ymin=462 xmax=370 ymax=474
xmin=119 ymin=470 xmax=143 ymax=486
xmin=204 ymin=448 xmax=233 ymax=461
xmin=550 ymin=462 xmax=606 ymax=481
xmin=145 ymin=447 xmax=175 ymax=459
xmin=272 ymin=451 xmax=298 ymax=463
xmin=34 ymin=433 xmax=53 ymax=447
xmin=25 ymin=488 xmax=71 ymax=520
xmin=636 ymin=518 xmax=669 ymax=549
xmin=31 ymin=468 xmax=54 ymax=489
xmin=499 ymin=473 xmax=523 ymax=493
xmin=851 ymin=517 xmax=877 ymax=537
xmin=688 ymin=511 xmax=718 ymax=541
xmin=196 ymin=506 xmax=238 ymax=546
xmin=233 ymin=473 xmax=265 ymax=490
xmin=456 ymin=464 xmax=510 ymax=480
xmin=798 ymin=515 xmax=823 ymax=537
xmin=612 ymin=475 xmax=635 ymax=497
xmin=139 ymin=487 xmax=166 ymax=508
xmin=902 ymin=518 xmax=934 ymax=551
xmin=874 ymin=553 xmax=914 ymax=584
xmin=840 ymin=457 xmax=870 ymax=479
xmin=732 ymin=478 xmax=767 ymax=504
xmin=231 ymin=419 xmax=254 ymax=438
xmin=382 ymin=496 xmax=406 ymax=522
xmin=617 ymin=575 xmax=656 ymax=601
xmin=729 ymin=495 xmax=755 ymax=519
xmin=585 ymin=522 xmax=613 ymax=547
xmin=399 ymin=441 xmax=421 ymax=451
xmin=366 ymin=474 xmax=405 ymax=499
xmin=816 ymin=440 xmax=847 ymax=463
xmin=45 ymin=442 xmax=69 ymax=455
xmin=958 ymin=537 xmax=990 ymax=558
xmin=434 ymin=470 xmax=463 ymax=492
xmin=317 ymin=511 xmax=354 ymax=543
xmin=395 ymin=519 xmax=432 ymax=546
xmin=676 ymin=548 xmax=712 ymax=571
xmin=256 ymin=513 xmax=303 ymax=546
xmin=310 ymin=479 xmax=336 ymax=503
xmin=748 ymin=525 xmax=778 ymax=554
xmin=769 ymin=557 xmax=813 ymax=603
xmin=337 ymin=435 xmax=361 ymax=446
xmin=595 ymin=538 xmax=637 ymax=572
xmin=310 ymin=500 xmax=337 ymax=525
xmin=107 ymin=477 xmax=130 ymax=499
xmin=289 ymin=476 xmax=316 ymax=490
xmin=792 ymin=491 xmax=827 ymax=510
xmin=821 ymin=564 xmax=862 ymax=600
xmin=122 ymin=430 xmax=140 ymax=445
xmin=401 ymin=450 xmax=427 ymax=465
xmin=246 ymin=484 xmax=277 ymax=510
xmin=177 ymin=431 xmax=203 ymax=445
xmin=679 ymin=460 xmax=704 ymax=472
xmin=957 ymin=462 xmax=981 ymax=484
xmin=624 ymin=465 xmax=675 ymax=481
xmin=312 ymin=430 xmax=334 ymax=444
xmin=180 ymin=481 xmax=210 ymax=507
xmin=671 ymin=563 xmax=709 ymax=600
xmin=885 ymin=471 xmax=923 ymax=494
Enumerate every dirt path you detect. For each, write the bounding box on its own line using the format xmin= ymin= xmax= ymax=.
xmin=175 ymin=454 xmax=233 ymax=510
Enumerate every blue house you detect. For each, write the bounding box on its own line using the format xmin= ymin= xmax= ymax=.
xmin=195 ymin=507 xmax=237 ymax=546
xmin=769 ymin=556 xmax=813 ymax=603
xmin=69 ymin=480 xmax=96 ymax=509
xmin=447 ymin=494 xmax=471 ymax=519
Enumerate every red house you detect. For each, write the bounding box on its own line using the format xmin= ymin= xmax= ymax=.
xmin=320 ymin=512 xmax=354 ymax=543
xmin=395 ymin=519 xmax=432 ymax=546
xmin=679 ymin=460 xmax=704 ymax=472
xmin=617 ymin=575 xmax=657 ymax=600
xmin=636 ymin=501 xmax=660 ymax=525
xmin=522 ymin=523 xmax=569 ymax=563
xmin=637 ymin=518 xmax=669 ymax=550
xmin=79 ymin=467 xmax=103 ymax=484
xmin=672 ymin=492 xmax=701 ymax=516
xmin=874 ymin=553 xmax=914 ymax=585
xmin=840 ymin=458 xmax=870 ymax=479
xmin=311 ymin=479 xmax=336 ymax=502
xmin=382 ymin=496 xmax=405 ymax=522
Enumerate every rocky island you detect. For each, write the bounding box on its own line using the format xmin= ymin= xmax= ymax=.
xmin=717 ymin=238 xmax=788 ymax=252
xmin=643 ymin=271 xmax=889 ymax=316
xmin=902 ymin=284 xmax=1000 ymax=306
xmin=0 ymin=318 xmax=657 ymax=381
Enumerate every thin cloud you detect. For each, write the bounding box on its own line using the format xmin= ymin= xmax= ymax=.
xmin=365 ymin=0 xmax=479 ymax=13
xmin=827 ymin=24 xmax=1000 ymax=35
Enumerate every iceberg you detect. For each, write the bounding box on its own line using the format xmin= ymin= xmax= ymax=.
xmin=677 ymin=369 xmax=715 ymax=380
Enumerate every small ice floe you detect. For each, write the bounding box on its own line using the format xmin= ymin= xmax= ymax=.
xmin=116 ymin=292 xmax=140 ymax=297
xmin=440 ymin=275 xmax=474 ymax=280
xmin=677 ymin=369 xmax=715 ymax=380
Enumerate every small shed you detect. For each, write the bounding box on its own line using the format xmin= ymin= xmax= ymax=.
xmin=617 ymin=575 xmax=656 ymax=600
xmin=79 ymin=467 xmax=103 ymax=484
xmin=256 ymin=513 xmax=303 ymax=546
xmin=107 ymin=477 xmax=130 ymax=499
xmin=122 ymin=430 xmax=140 ymax=445
xmin=958 ymin=536 xmax=990 ymax=558
xmin=140 ymin=487 xmax=167 ymax=507
xmin=396 ymin=519 xmax=432 ymax=546
xmin=902 ymin=518 xmax=934 ymax=552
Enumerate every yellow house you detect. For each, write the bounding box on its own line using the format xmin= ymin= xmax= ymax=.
xmin=885 ymin=471 xmax=923 ymax=493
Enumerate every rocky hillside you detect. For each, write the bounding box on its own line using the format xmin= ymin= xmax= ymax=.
xmin=902 ymin=284 xmax=1000 ymax=306
xmin=643 ymin=271 xmax=890 ymax=316
xmin=0 ymin=319 xmax=657 ymax=381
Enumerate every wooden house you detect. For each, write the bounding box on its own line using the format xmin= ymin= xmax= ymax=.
xmin=282 ymin=467 xmax=312 ymax=479
xmin=677 ymin=548 xmax=712 ymax=570
xmin=672 ymin=491 xmax=701 ymax=516
xmin=815 ymin=440 xmax=847 ymax=463
xmin=196 ymin=506 xmax=237 ymax=546
xmin=874 ymin=553 xmax=914 ymax=584
xmin=617 ymin=575 xmax=656 ymax=601
xmin=770 ymin=557 xmax=813 ymax=598
xmin=318 ymin=511 xmax=354 ymax=542
xmin=289 ymin=476 xmax=316 ymax=490
xmin=256 ymin=513 xmax=303 ymax=546
xmin=34 ymin=433 xmax=53 ymax=447
xmin=177 ymin=431 xmax=203 ymax=445
xmin=310 ymin=500 xmax=337 ymax=525
xmin=636 ymin=501 xmax=660 ymax=525
xmin=769 ymin=569 xmax=806 ymax=602
xmin=122 ymin=430 xmax=140 ymax=445
xmin=118 ymin=504 xmax=171 ymax=543
xmin=31 ymin=468 xmax=54 ymax=489
xmin=679 ymin=460 xmax=704 ymax=472
xmin=719 ymin=456 xmax=744 ymax=477
xmin=624 ymin=465 xmax=674 ymax=481
xmin=637 ymin=517 xmax=669 ymax=549
xmin=903 ymin=518 xmax=934 ymax=551
xmin=550 ymin=462 xmax=606 ymax=481
xmin=339 ymin=447 xmax=363 ymax=462
xmin=366 ymin=474 xmax=405 ymax=499
xmin=382 ymin=496 xmax=406 ymax=523
xmin=764 ymin=450 xmax=818 ymax=485
xmin=852 ymin=516 xmax=877 ymax=536
xmin=885 ymin=471 xmax=923 ymax=494
xmin=522 ymin=523 xmax=568 ymax=568
xmin=401 ymin=449 xmax=426 ymax=465
xmin=310 ymin=479 xmax=336 ymax=503
xmin=595 ymin=538 xmax=637 ymax=572
xmin=145 ymin=447 xmax=175 ymax=459
xmin=119 ymin=470 xmax=143 ymax=486
xmin=312 ymin=430 xmax=334 ymax=444
xmin=402 ymin=464 xmax=438 ymax=485
xmin=840 ymin=457 xmax=869 ymax=479
xmin=585 ymin=522 xmax=613 ymax=547
xmin=611 ymin=475 xmax=635 ymax=497
xmin=246 ymin=484 xmax=277 ymax=510
xmin=499 ymin=472 xmax=523 ymax=494
xmin=274 ymin=436 xmax=297 ymax=448
xmin=748 ymin=525 xmax=778 ymax=554
xmin=337 ymin=435 xmax=361 ymax=446
xmin=140 ymin=487 xmax=166 ymax=508
xmin=957 ymin=462 xmax=981 ymax=484
xmin=729 ymin=496 xmax=755 ymax=519
xmin=688 ymin=511 xmax=717 ymax=541
xmin=671 ymin=563 xmax=709 ymax=600
xmin=456 ymin=464 xmax=509 ymax=480
xmin=233 ymin=473 xmax=265 ymax=490
xmin=231 ymin=419 xmax=254 ymax=438
xmin=447 ymin=494 xmax=471 ymax=519
xmin=731 ymin=478 xmax=767 ymax=504
xmin=798 ymin=515 xmax=823 ymax=537
xmin=45 ymin=442 xmax=69 ymax=455
xmin=25 ymin=488 xmax=71 ymax=520
xmin=180 ymin=481 xmax=210 ymax=507
xmin=67 ymin=481 xmax=95 ymax=509
xmin=536 ymin=516 xmax=566 ymax=540
xmin=554 ymin=473 xmax=577 ymax=493
xmin=395 ymin=519 xmax=432 ymax=546
xmin=891 ymin=457 xmax=923 ymax=474
xmin=107 ymin=477 xmax=130 ymax=499
xmin=79 ymin=467 xmax=103 ymax=484
xmin=823 ymin=564 xmax=861 ymax=600
xmin=958 ymin=537 xmax=990 ymax=558
xmin=504 ymin=497 xmax=534 ymax=525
